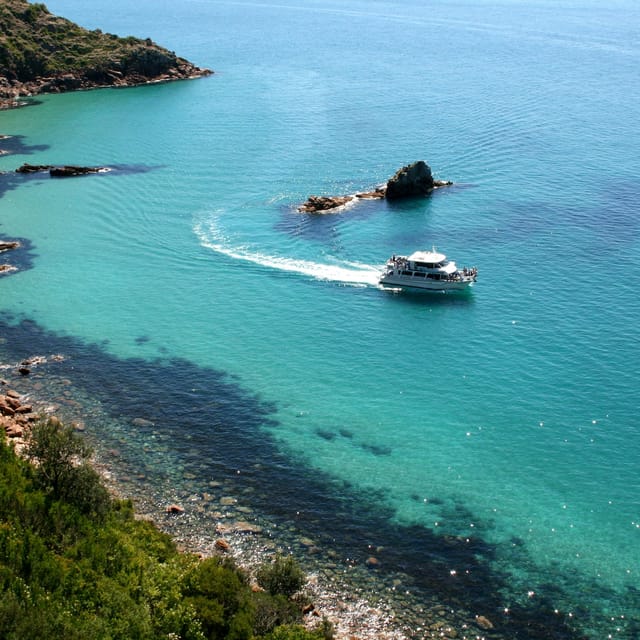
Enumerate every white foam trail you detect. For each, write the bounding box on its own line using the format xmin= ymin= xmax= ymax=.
xmin=194 ymin=219 xmax=381 ymax=287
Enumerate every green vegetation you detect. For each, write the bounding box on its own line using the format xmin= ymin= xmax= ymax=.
xmin=0 ymin=0 xmax=199 ymax=84
xmin=256 ymin=555 xmax=305 ymax=598
xmin=0 ymin=418 xmax=331 ymax=639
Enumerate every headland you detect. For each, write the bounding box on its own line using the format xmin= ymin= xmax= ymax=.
xmin=0 ymin=0 xmax=212 ymax=110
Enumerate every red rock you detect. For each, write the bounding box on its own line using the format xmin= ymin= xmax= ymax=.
xmin=0 ymin=398 xmax=15 ymax=416
xmin=14 ymin=404 xmax=32 ymax=414
xmin=166 ymin=504 xmax=184 ymax=514
xmin=215 ymin=538 xmax=230 ymax=552
xmin=5 ymin=395 xmax=21 ymax=409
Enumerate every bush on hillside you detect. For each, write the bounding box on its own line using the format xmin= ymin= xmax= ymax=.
xmin=256 ymin=555 xmax=305 ymax=598
xmin=26 ymin=417 xmax=110 ymax=518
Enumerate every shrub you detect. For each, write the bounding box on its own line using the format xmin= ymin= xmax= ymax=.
xmin=26 ymin=418 xmax=110 ymax=518
xmin=264 ymin=624 xmax=329 ymax=640
xmin=184 ymin=557 xmax=253 ymax=640
xmin=252 ymin=592 xmax=301 ymax=636
xmin=256 ymin=555 xmax=305 ymax=598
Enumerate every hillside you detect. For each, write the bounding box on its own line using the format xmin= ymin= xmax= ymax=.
xmin=0 ymin=0 xmax=211 ymax=106
xmin=0 ymin=415 xmax=330 ymax=639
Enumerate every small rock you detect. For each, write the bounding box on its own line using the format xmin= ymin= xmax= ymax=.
xmin=14 ymin=404 xmax=32 ymax=414
xmin=6 ymin=424 xmax=24 ymax=438
xmin=233 ymin=521 xmax=262 ymax=534
xmin=220 ymin=496 xmax=237 ymax=506
xmin=166 ymin=504 xmax=184 ymax=514
xmin=476 ymin=615 xmax=494 ymax=630
xmin=132 ymin=417 xmax=154 ymax=427
xmin=215 ymin=538 xmax=230 ymax=552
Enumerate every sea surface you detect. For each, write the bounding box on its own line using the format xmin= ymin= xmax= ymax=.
xmin=1 ymin=1 xmax=639 ymax=637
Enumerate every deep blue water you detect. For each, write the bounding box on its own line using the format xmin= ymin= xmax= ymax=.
xmin=1 ymin=1 xmax=639 ymax=637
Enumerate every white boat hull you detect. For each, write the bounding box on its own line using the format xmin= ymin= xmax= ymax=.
xmin=379 ymin=273 xmax=475 ymax=292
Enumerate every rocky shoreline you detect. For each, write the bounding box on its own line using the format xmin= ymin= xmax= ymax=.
xmin=0 ymin=357 xmax=414 ymax=639
xmin=0 ymin=350 xmax=502 ymax=640
xmin=0 ymin=63 xmax=212 ymax=111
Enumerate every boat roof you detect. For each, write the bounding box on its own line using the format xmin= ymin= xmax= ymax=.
xmin=407 ymin=249 xmax=446 ymax=263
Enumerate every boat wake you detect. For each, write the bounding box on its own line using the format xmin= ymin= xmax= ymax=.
xmin=194 ymin=219 xmax=381 ymax=287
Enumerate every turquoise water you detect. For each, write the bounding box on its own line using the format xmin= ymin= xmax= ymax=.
xmin=1 ymin=0 xmax=640 ymax=637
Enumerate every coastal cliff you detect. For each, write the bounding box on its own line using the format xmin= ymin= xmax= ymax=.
xmin=0 ymin=0 xmax=211 ymax=108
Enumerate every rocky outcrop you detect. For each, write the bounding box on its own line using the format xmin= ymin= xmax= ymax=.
xmin=0 ymin=240 xmax=20 ymax=275
xmin=0 ymin=240 xmax=20 ymax=251
xmin=298 ymin=195 xmax=356 ymax=213
xmin=0 ymin=386 xmax=38 ymax=444
xmin=385 ymin=160 xmax=451 ymax=199
xmin=298 ymin=161 xmax=451 ymax=213
xmin=15 ymin=163 xmax=52 ymax=173
xmin=16 ymin=163 xmax=105 ymax=176
xmin=50 ymin=165 xmax=105 ymax=177
xmin=298 ymin=189 xmax=387 ymax=213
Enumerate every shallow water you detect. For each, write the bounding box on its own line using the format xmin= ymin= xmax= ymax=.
xmin=1 ymin=1 xmax=639 ymax=637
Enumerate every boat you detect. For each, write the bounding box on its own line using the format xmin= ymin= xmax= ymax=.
xmin=379 ymin=248 xmax=477 ymax=292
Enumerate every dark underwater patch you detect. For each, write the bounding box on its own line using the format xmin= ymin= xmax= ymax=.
xmin=0 ymin=313 xmax=614 ymax=639
xmin=359 ymin=441 xmax=392 ymax=456
xmin=0 ymin=132 xmax=49 ymax=156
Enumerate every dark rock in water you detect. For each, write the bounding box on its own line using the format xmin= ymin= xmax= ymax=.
xmin=298 ymin=161 xmax=451 ymax=212
xmin=16 ymin=163 xmax=53 ymax=173
xmin=49 ymin=165 xmax=104 ymax=177
xmin=298 ymin=194 xmax=355 ymax=213
xmin=385 ymin=160 xmax=439 ymax=199
xmin=355 ymin=188 xmax=386 ymax=199
xmin=15 ymin=163 xmax=105 ymax=177
xmin=0 ymin=241 xmax=20 ymax=251
xmin=166 ymin=504 xmax=184 ymax=514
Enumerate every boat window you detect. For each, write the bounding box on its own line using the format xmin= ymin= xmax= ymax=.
xmin=415 ymin=272 xmax=426 ymax=277
xmin=402 ymin=270 xmax=413 ymax=276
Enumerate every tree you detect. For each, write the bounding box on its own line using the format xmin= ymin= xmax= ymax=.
xmin=26 ymin=417 xmax=110 ymax=518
